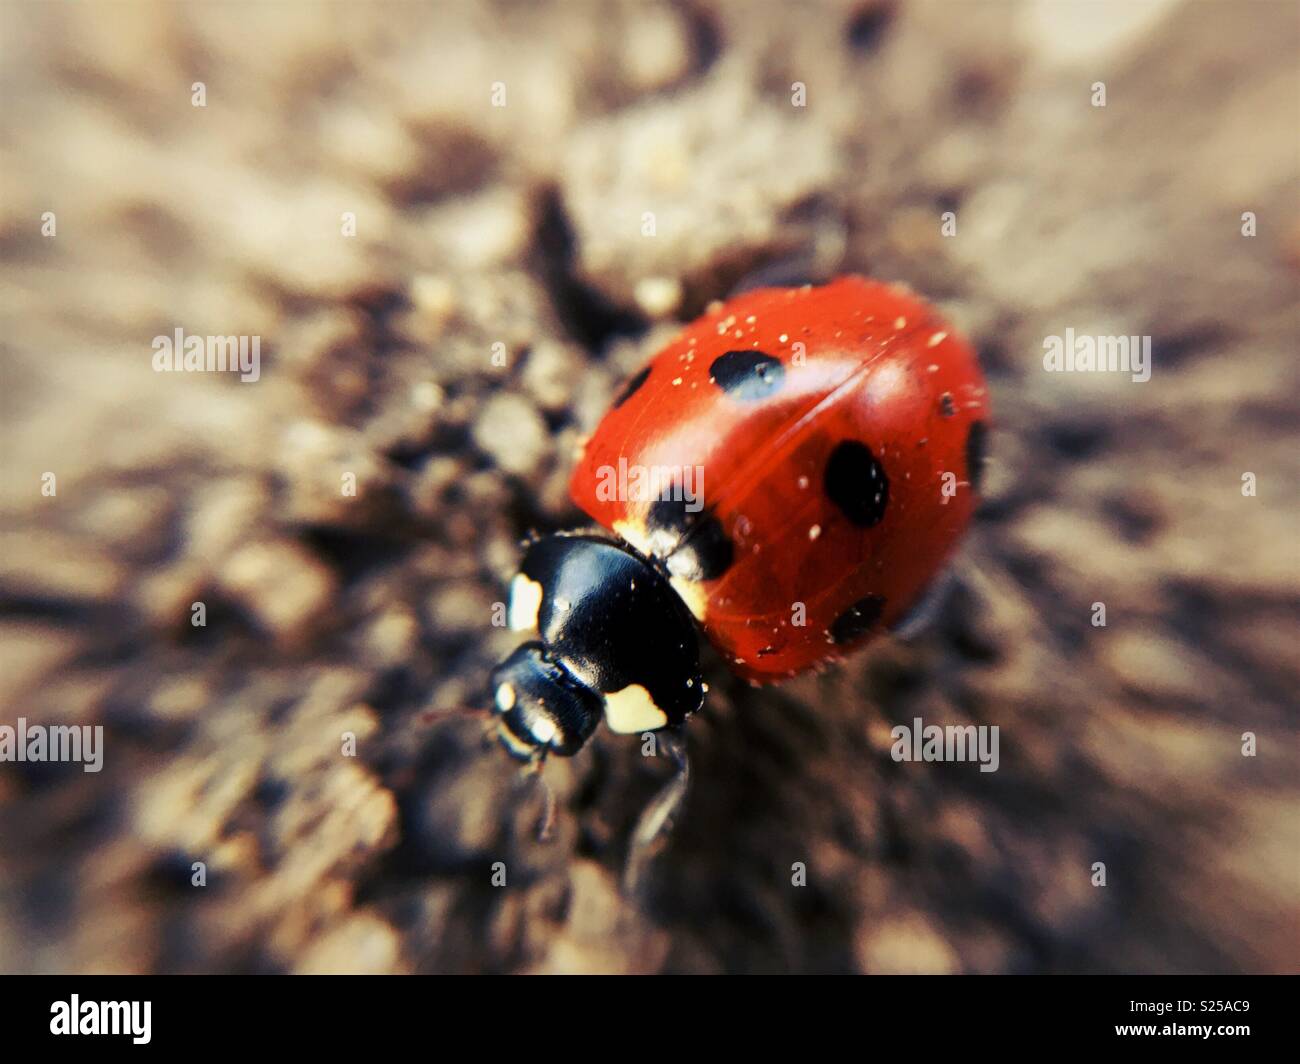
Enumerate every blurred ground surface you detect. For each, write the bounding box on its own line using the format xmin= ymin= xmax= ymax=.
xmin=1 ymin=0 xmax=1297 ymax=973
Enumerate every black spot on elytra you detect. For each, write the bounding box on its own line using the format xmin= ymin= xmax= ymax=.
xmin=613 ymin=366 xmax=650 ymax=408
xmin=830 ymin=594 xmax=886 ymax=644
xmin=939 ymin=392 xmax=956 ymax=418
xmin=824 ymin=440 xmax=889 ymax=527
xmin=966 ymin=421 xmax=988 ymax=493
xmin=709 ymin=350 xmax=785 ymax=401
xmin=648 ymin=497 xmax=734 ymax=581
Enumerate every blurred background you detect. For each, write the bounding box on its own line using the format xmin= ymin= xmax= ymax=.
xmin=1 ymin=0 xmax=1297 ymax=974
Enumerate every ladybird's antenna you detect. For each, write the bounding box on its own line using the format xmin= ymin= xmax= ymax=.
xmin=623 ymin=729 xmax=691 ymax=897
xmin=414 ymin=705 xmax=499 ymax=750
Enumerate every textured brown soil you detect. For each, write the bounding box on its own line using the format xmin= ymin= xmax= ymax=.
xmin=1 ymin=0 xmax=1297 ymax=974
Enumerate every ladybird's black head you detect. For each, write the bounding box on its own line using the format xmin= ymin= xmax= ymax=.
xmin=490 ymin=642 xmax=603 ymax=761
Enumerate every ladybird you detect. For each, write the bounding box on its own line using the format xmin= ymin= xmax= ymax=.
xmin=488 ymin=277 xmax=989 ymax=871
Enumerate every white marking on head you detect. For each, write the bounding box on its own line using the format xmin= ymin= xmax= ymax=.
xmin=496 ymin=682 xmax=516 ymax=711
xmin=603 ymin=683 xmax=670 ymax=734
xmin=508 ymin=573 xmax=544 ymax=632
xmin=529 ymin=717 xmax=557 ymax=744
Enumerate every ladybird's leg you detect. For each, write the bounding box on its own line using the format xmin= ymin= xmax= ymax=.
xmin=520 ymin=756 xmax=558 ymax=843
xmin=888 ymin=568 xmax=957 ymax=642
xmin=623 ymin=728 xmax=691 ymax=897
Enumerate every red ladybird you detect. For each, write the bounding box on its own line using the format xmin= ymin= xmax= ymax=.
xmin=488 ymin=277 xmax=988 ymax=865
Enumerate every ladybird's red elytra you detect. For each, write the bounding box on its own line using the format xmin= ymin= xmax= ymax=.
xmin=568 ymin=275 xmax=990 ymax=684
